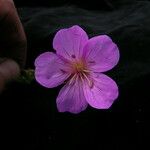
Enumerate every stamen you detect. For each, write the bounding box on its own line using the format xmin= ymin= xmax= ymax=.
xmin=68 ymin=74 xmax=77 ymax=85
xmin=83 ymin=69 xmax=91 ymax=73
xmin=79 ymin=73 xmax=85 ymax=83
xmin=82 ymin=73 xmax=94 ymax=88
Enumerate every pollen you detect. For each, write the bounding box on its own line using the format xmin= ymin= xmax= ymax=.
xmin=71 ymin=59 xmax=92 ymax=76
xmin=75 ymin=62 xmax=85 ymax=72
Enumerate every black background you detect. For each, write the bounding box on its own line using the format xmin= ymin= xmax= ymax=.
xmin=1 ymin=0 xmax=150 ymax=149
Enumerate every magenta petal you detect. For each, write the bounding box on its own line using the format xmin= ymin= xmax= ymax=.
xmin=35 ymin=52 xmax=70 ymax=88
xmin=56 ymin=78 xmax=88 ymax=114
xmin=83 ymin=73 xmax=119 ymax=109
xmin=53 ymin=25 xmax=88 ymax=60
xmin=83 ymin=35 xmax=120 ymax=72
xmin=35 ymin=52 xmax=53 ymax=67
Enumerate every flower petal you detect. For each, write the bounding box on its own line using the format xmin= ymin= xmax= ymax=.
xmin=53 ymin=25 xmax=88 ymax=60
xmin=83 ymin=35 xmax=120 ymax=72
xmin=56 ymin=77 xmax=88 ymax=114
xmin=34 ymin=52 xmax=54 ymax=67
xmin=35 ymin=52 xmax=70 ymax=88
xmin=83 ymin=73 xmax=119 ymax=109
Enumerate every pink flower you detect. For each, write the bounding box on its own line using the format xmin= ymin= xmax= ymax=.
xmin=34 ymin=25 xmax=120 ymax=114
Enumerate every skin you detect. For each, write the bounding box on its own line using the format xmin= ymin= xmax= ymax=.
xmin=0 ymin=0 xmax=27 ymax=93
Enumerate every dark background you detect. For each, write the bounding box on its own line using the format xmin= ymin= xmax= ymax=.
xmin=1 ymin=0 xmax=150 ymax=149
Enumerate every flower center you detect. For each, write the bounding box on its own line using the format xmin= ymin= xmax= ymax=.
xmin=73 ymin=61 xmax=85 ymax=73
xmin=68 ymin=60 xmax=93 ymax=88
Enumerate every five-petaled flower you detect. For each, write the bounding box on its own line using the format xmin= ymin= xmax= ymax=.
xmin=34 ymin=25 xmax=120 ymax=114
